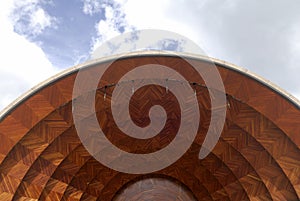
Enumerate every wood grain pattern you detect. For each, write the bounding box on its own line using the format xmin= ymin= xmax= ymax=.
xmin=0 ymin=53 xmax=299 ymax=200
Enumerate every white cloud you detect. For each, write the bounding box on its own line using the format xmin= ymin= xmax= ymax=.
xmin=82 ymin=0 xmax=102 ymax=16
xmin=90 ymin=1 xmax=135 ymax=52
xmin=95 ymin=0 xmax=204 ymax=49
xmin=10 ymin=0 xmax=57 ymax=37
xmin=89 ymin=0 xmax=300 ymax=101
xmin=89 ymin=0 xmax=202 ymax=57
xmin=0 ymin=0 xmax=58 ymax=111
xmin=93 ymin=6 xmax=123 ymax=47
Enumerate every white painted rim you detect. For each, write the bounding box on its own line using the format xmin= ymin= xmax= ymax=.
xmin=1 ymin=50 xmax=299 ymax=120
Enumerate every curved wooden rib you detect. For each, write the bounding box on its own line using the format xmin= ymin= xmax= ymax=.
xmin=0 ymin=52 xmax=299 ymax=201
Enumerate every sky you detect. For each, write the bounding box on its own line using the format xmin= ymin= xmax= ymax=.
xmin=0 ymin=0 xmax=300 ymax=111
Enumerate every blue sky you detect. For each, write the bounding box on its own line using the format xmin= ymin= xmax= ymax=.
xmin=13 ymin=0 xmax=102 ymax=67
xmin=0 ymin=0 xmax=300 ymax=110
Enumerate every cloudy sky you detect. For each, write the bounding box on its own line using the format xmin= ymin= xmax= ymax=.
xmin=0 ymin=0 xmax=300 ymax=110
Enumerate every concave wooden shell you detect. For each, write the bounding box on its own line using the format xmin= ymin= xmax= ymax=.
xmin=0 ymin=51 xmax=299 ymax=201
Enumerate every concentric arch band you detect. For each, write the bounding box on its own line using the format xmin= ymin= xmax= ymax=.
xmin=0 ymin=51 xmax=300 ymax=200
xmin=72 ymin=51 xmax=227 ymax=174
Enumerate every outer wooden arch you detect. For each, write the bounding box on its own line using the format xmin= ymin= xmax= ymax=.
xmin=0 ymin=52 xmax=299 ymax=201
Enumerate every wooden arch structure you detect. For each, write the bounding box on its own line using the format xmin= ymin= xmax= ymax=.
xmin=0 ymin=52 xmax=299 ymax=200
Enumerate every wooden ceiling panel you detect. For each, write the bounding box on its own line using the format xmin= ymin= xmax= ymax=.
xmin=0 ymin=52 xmax=299 ymax=200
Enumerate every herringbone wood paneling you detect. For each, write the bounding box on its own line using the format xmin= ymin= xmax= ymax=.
xmin=0 ymin=53 xmax=299 ymax=200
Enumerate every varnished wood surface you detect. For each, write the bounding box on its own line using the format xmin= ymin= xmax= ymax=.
xmin=0 ymin=53 xmax=299 ymax=200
